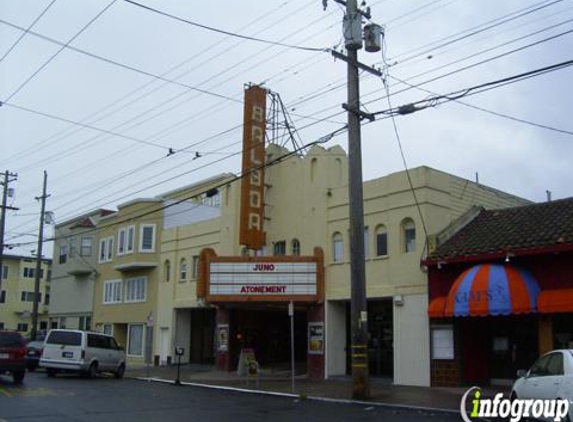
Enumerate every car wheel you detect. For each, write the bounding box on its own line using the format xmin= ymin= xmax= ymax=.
xmin=47 ymin=368 xmax=57 ymax=377
xmin=87 ymin=362 xmax=97 ymax=379
xmin=13 ymin=370 xmax=25 ymax=384
xmin=114 ymin=364 xmax=125 ymax=379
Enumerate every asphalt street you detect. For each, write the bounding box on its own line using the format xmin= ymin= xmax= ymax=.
xmin=0 ymin=371 xmax=466 ymax=422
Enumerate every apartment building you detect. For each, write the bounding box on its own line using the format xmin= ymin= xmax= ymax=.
xmin=0 ymin=254 xmax=51 ymax=334
xmin=49 ymin=209 xmax=113 ymax=330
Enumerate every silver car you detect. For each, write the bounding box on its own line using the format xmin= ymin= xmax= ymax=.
xmin=40 ymin=329 xmax=126 ymax=378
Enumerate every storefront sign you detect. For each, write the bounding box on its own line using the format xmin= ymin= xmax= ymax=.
xmin=209 ymin=262 xmax=317 ymax=297
xmin=308 ymin=322 xmax=324 ymax=355
xmin=239 ymin=85 xmax=267 ymax=250
xmin=217 ymin=324 xmax=229 ymax=352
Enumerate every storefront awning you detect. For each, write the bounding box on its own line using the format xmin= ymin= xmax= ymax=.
xmin=538 ymin=289 xmax=573 ymax=313
xmin=438 ymin=263 xmax=541 ymax=317
xmin=428 ymin=297 xmax=447 ymax=317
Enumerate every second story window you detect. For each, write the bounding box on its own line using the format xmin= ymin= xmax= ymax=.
xmin=59 ymin=245 xmax=68 ymax=264
xmin=80 ymin=237 xmax=92 ymax=257
xmin=333 ymin=232 xmax=344 ymax=262
xmin=192 ymin=256 xmax=199 ymax=280
xmin=402 ymin=219 xmax=416 ymax=253
xmin=376 ymin=225 xmax=388 ymax=257
xmin=23 ymin=267 xmax=35 ymax=278
xmin=21 ymin=291 xmax=41 ymax=303
xmin=103 ymin=280 xmax=122 ymax=304
xmin=126 ymin=225 xmax=135 ymax=253
xmin=291 ymin=239 xmax=301 ymax=256
xmin=273 ymin=241 xmax=286 ymax=256
xmin=99 ymin=237 xmax=114 ymax=263
xmin=180 ymin=258 xmax=187 ymax=282
xmin=140 ymin=224 xmax=156 ymax=253
xmin=125 ymin=277 xmax=147 ymax=303
xmin=0 ymin=290 xmax=6 ymax=303
xmin=117 ymin=228 xmax=126 ymax=255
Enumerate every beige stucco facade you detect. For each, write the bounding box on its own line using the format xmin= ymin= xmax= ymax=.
xmin=0 ymin=254 xmax=51 ymax=335
xmin=152 ymin=144 xmax=528 ymax=386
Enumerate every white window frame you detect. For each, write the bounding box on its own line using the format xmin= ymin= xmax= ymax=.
xmin=80 ymin=236 xmax=92 ymax=257
xmin=431 ymin=325 xmax=455 ymax=360
xmin=99 ymin=237 xmax=114 ymax=263
xmin=127 ymin=323 xmax=145 ymax=357
xmin=106 ymin=237 xmax=114 ymax=261
xmin=125 ymin=276 xmax=147 ymax=303
xmin=126 ymin=225 xmax=135 ymax=254
xmin=180 ymin=259 xmax=187 ymax=283
xmin=103 ymin=279 xmax=122 ymax=305
xmin=139 ymin=224 xmax=156 ymax=253
xmin=99 ymin=239 xmax=106 ymax=263
xmin=102 ymin=323 xmax=113 ymax=336
xmin=117 ymin=228 xmax=126 ymax=256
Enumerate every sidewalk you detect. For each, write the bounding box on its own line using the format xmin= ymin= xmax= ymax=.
xmin=126 ymin=364 xmax=503 ymax=412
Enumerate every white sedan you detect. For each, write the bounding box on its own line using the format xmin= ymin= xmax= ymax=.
xmin=512 ymin=350 xmax=573 ymax=422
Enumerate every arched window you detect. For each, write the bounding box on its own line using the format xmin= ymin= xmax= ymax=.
xmin=402 ymin=219 xmax=416 ymax=253
xmin=164 ymin=260 xmax=171 ymax=282
xmin=332 ymin=232 xmax=344 ymax=262
xmin=375 ymin=225 xmax=388 ymax=256
xmin=310 ymin=158 xmax=318 ymax=183
xmin=291 ymin=239 xmax=301 ymax=256
xmin=180 ymin=258 xmax=187 ymax=282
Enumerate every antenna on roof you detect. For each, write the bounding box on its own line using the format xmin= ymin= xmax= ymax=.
xmin=546 ymin=190 xmax=552 ymax=202
xmin=475 ymin=172 xmax=479 ymax=185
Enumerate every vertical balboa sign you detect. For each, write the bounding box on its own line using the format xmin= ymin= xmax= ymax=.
xmin=239 ymin=85 xmax=267 ymax=250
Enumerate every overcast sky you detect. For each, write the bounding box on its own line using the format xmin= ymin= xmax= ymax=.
xmin=1 ymin=0 xmax=572 ymax=257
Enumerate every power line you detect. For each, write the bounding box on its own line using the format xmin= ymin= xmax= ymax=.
xmin=0 ymin=0 xmax=57 ymax=64
xmin=121 ymin=0 xmax=327 ymax=52
xmin=3 ymin=0 xmax=118 ymax=103
xmin=387 ymin=74 xmax=573 ymax=137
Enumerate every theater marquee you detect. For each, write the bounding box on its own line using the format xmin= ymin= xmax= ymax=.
xmin=198 ymin=248 xmax=325 ymax=303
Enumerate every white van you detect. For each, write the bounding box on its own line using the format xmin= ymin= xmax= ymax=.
xmin=40 ymin=329 xmax=126 ymax=378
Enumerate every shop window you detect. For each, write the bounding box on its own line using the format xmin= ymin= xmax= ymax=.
xmin=291 ymin=239 xmax=301 ymax=256
xmin=431 ymin=325 xmax=454 ymax=360
xmin=375 ymin=225 xmax=388 ymax=256
xmin=332 ymin=232 xmax=344 ymax=262
xmin=40 ymin=321 xmax=48 ymax=331
xmin=273 ymin=241 xmax=286 ymax=256
xmin=180 ymin=259 xmax=187 ymax=282
xmin=164 ymin=260 xmax=171 ymax=282
xmin=17 ymin=323 xmax=28 ymax=332
xmin=128 ymin=324 xmax=144 ymax=357
xmin=402 ymin=218 xmax=416 ymax=253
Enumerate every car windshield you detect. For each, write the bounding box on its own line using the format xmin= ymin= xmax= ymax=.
xmin=46 ymin=331 xmax=81 ymax=346
xmin=0 ymin=332 xmax=25 ymax=347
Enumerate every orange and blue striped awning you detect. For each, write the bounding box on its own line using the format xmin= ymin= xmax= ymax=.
xmin=433 ymin=263 xmax=541 ymax=317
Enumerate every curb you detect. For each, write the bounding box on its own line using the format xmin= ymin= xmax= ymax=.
xmin=131 ymin=376 xmax=459 ymax=415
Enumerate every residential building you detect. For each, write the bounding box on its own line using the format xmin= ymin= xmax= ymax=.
xmin=424 ymin=198 xmax=573 ymax=387
xmin=91 ymin=174 xmax=228 ymax=365
xmin=0 ymin=254 xmax=51 ymax=335
xmin=49 ymin=209 xmax=113 ymax=330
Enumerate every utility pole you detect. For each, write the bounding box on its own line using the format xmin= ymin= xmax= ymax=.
xmin=325 ymin=0 xmax=382 ymax=400
xmin=345 ymin=0 xmax=370 ymax=400
xmin=31 ymin=171 xmax=49 ymax=341
xmin=0 ymin=170 xmax=19 ymax=294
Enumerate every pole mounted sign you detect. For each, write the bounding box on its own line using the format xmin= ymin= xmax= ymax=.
xmin=239 ymin=84 xmax=267 ymax=250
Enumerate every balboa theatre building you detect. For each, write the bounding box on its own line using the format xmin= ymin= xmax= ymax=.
xmin=154 ymin=85 xmax=528 ymax=386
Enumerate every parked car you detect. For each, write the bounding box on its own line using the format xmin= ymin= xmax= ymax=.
xmin=511 ymin=349 xmax=573 ymax=421
xmin=0 ymin=330 xmax=27 ymax=383
xmin=26 ymin=340 xmax=45 ymax=371
xmin=39 ymin=329 xmax=126 ymax=379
